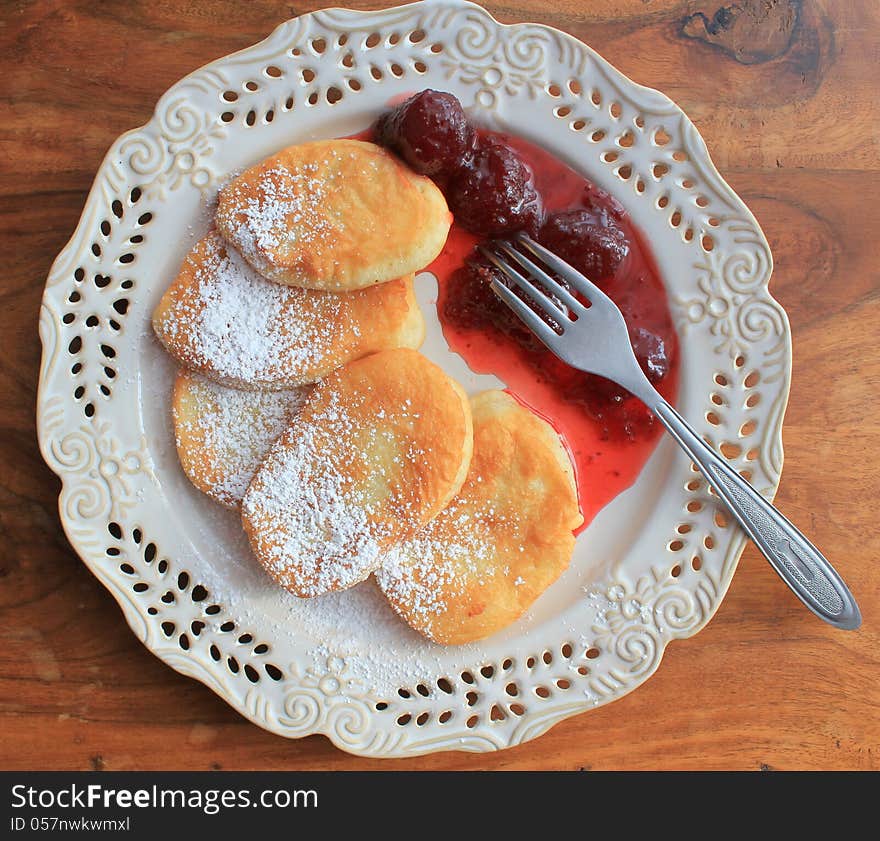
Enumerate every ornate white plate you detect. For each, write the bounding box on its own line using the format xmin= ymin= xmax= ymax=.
xmin=37 ymin=0 xmax=790 ymax=756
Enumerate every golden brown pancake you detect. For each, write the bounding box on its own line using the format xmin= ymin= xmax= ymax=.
xmin=215 ymin=139 xmax=451 ymax=291
xmin=152 ymin=231 xmax=425 ymax=389
xmin=376 ymin=390 xmax=582 ymax=645
xmin=172 ymin=370 xmax=310 ymax=508
xmin=242 ymin=349 xmax=473 ymax=598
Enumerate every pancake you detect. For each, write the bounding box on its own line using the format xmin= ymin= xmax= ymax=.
xmin=242 ymin=349 xmax=473 ymax=598
xmin=376 ymin=390 xmax=583 ymax=645
xmin=172 ymin=370 xmax=310 ymax=508
xmin=152 ymin=231 xmax=425 ymax=389
xmin=215 ymin=139 xmax=451 ymax=291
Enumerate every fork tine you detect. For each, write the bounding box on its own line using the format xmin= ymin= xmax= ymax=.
xmin=477 ymin=245 xmax=567 ymax=321
xmin=515 ymin=233 xmax=617 ymax=312
xmin=493 ymin=240 xmax=585 ymax=314
xmin=489 ymin=278 xmax=562 ymax=349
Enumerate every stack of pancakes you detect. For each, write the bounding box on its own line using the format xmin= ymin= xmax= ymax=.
xmin=153 ymin=138 xmax=582 ymax=645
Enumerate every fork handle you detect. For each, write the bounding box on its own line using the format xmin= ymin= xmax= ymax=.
xmin=652 ymin=400 xmax=861 ymax=629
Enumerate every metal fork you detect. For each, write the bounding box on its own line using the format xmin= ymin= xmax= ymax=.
xmin=479 ymin=233 xmax=861 ymax=630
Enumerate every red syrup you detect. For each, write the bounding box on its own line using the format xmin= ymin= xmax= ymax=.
xmin=355 ymin=115 xmax=679 ymax=534
xmin=427 ymin=132 xmax=679 ymax=534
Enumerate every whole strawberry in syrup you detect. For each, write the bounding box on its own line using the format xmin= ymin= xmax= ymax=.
xmin=446 ymin=136 xmax=543 ymax=237
xmin=538 ymin=208 xmax=629 ymax=283
xmin=375 ymin=89 xmax=473 ymax=179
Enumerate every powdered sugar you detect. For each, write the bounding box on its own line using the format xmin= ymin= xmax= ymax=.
xmin=160 ymin=233 xmax=346 ymax=387
xmin=175 ymin=374 xmax=309 ymax=506
xmin=242 ymin=387 xmax=399 ymax=597
xmin=221 ymin=162 xmax=336 ymax=275
xmin=214 ymin=572 xmax=455 ymax=696
xmin=376 ymin=496 xmax=499 ymax=632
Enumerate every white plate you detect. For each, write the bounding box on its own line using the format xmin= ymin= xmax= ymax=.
xmin=37 ymin=0 xmax=791 ymax=756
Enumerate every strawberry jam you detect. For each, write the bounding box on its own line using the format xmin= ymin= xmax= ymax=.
xmin=375 ymin=91 xmax=679 ymax=532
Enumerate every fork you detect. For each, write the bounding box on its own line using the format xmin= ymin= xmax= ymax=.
xmin=479 ymin=233 xmax=861 ymax=630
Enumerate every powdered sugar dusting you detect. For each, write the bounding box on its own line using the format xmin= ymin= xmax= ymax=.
xmin=221 ymin=161 xmax=337 ymax=276
xmin=175 ymin=374 xmax=309 ymax=506
xmin=376 ymin=493 xmax=507 ymax=636
xmin=242 ymin=386 xmax=405 ymax=597
xmin=213 ymin=572 xmax=454 ymax=695
xmin=160 ymin=233 xmax=349 ymax=387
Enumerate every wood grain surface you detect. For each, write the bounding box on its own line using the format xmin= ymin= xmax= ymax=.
xmin=2 ymin=0 xmax=878 ymax=771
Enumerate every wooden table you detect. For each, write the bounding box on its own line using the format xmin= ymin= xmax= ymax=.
xmin=2 ymin=0 xmax=878 ymax=771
